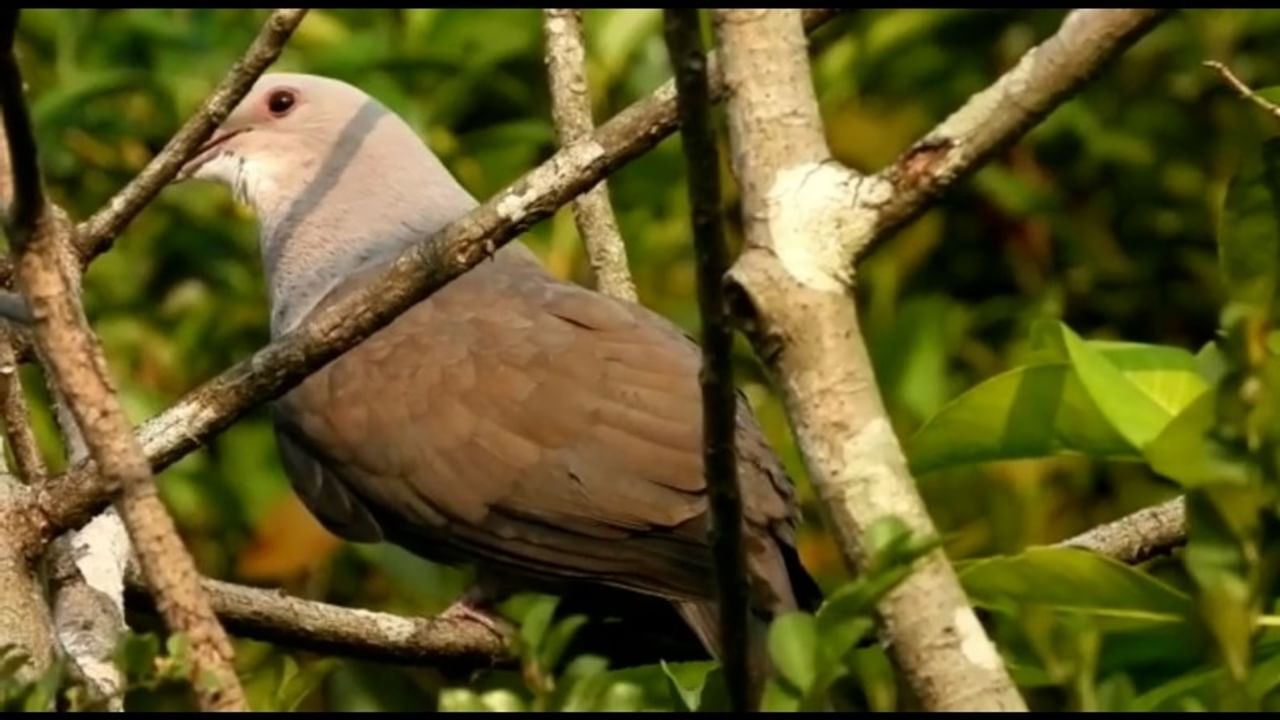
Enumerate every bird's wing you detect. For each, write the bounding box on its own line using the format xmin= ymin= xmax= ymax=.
xmin=276 ymin=251 xmax=802 ymax=610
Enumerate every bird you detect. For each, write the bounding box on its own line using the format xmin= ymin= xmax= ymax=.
xmin=173 ymin=72 xmax=821 ymax=671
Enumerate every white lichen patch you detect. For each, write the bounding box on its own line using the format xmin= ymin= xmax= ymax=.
xmin=496 ymin=140 xmax=606 ymax=221
xmin=71 ymin=508 xmax=131 ymax=617
xmin=954 ymin=607 xmax=1002 ymax=671
xmin=765 ymin=162 xmax=890 ymax=292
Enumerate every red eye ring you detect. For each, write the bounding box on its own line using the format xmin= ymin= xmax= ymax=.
xmin=267 ymin=89 xmax=297 ymax=117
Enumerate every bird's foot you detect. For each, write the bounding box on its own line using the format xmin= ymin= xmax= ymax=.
xmin=438 ymin=597 xmax=511 ymax=641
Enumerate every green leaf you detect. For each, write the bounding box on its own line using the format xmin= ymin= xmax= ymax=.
xmin=760 ymin=678 xmax=803 ymax=712
xmin=1145 ymin=391 xmax=1250 ymax=487
xmin=21 ymin=660 xmax=63 ymax=713
xmin=598 ymin=682 xmax=643 ymax=711
xmin=1218 ymin=136 xmax=1280 ymax=313
xmin=539 ymin=614 xmax=589 ymax=673
xmin=438 ymin=688 xmax=489 ymax=712
xmin=1059 ymin=325 xmax=1184 ymax=449
xmin=659 ymin=660 xmax=716 ymax=712
xmin=958 ymin=547 xmax=1192 ymax=629
xmin=908 ymin=362 xmax=1137 ymax=474
xmin=513 ymin=594 xmax=559 ymax=657
xmin=479 ymin=689 xmax=527 ymax=712
xmin=767 ymin=613 xmax=819 ymax=694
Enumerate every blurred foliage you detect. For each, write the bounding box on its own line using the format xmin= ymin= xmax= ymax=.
xmin=2 ymin=7 xmax=1280 ymax=712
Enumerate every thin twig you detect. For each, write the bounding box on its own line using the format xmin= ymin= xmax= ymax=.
xmin=663 ymin=7 xmax=749 ymax=710
xmin=543 ymin=9 xmax=637 ymax=302
xmin=30 ymin=10 xmax=847 ymax=543
xmin=1057 ymin=497 xmax=1186 ymax=564
xmin=1204 ymin=60 xmax=1280 ymax=121
xmin=124 ymin=572 xmax=511 ymax=667
xmin=860 ymin=9 xmax=1170 ymax=262
xmin=0 ymin=324 xmax=43 ymax=482
xmin=0 ymin=10 xmax=246 ymax=710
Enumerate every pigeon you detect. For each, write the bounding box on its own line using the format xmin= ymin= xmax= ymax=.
xmin=175 ymin=72 xmax=821 ymax=668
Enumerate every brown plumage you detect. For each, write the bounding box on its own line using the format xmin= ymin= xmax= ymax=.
xmin=178 ymin=72 xmax=820 ymax=664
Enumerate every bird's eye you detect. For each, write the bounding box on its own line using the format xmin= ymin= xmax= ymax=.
xmin=267 ymin=89 xmax=297 ymax=117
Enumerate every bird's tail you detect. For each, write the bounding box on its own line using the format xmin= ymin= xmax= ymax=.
xmin=673 ymin=600 xmax=776 ymax=707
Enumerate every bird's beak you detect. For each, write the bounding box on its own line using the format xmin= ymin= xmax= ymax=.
xmin=174 ymin=127 xmax=250 ymax=183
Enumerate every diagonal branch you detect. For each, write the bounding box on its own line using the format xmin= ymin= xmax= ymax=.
xmin=857 ymin=9 xmax=1169 ymax=262
xmin=664 ymin=7 xmax=749 ymax=710
xmin=30 ymin=9 xmax=847 ymax=545
xmin=0 ymin=10 xmax=246 ymax=710
xmin=73 ymin=8 xmax=308 ymax=256
xmin=543 ymin=9 xmax=637 ymax=302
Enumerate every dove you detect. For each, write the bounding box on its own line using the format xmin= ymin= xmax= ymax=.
xmin=175 ymin=72 xmax=821 ymax=668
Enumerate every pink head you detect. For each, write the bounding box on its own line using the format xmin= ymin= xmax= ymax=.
xmin=176 ymin=73 xmax=477 ymax=334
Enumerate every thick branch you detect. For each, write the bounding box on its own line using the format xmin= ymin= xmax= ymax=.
xmin=713 ymin=9 xmax=1025 ymax=711
xmin=1057 ymin=497 xmax=1186 ymax=564
xmin=544 ymin=9 xmax=637 ymax=302
xmin=664 ymin=7 xmax=749 ymax=711
xmin=0 ymin=16 xmax=246 ymax=710
xmin=125 ymin=573 xmax=510 ymax=667
xmin=32 ymin=10 xmax=846 ymax=543
xmin=860 ymin=9 xmax=1169 ymax=261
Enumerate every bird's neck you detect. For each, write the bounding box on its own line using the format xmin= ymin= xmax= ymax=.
xmin=260 ymin=213 xmax=418 ymax=337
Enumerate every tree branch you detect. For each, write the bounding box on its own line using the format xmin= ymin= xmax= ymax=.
xmin=1057 ymin=497 xmax=1186 ymax=564
xmin=124 ymin=573 xmax=511 ymax=667
xmin=663 ymin=7 xmax=749 ymax=710
xmin=858 ymin=9 xmax=1169 ymax=262
xmin=543 ymin=9 xmax=637 ymax=302
xmin=29 ymin=9 xmax=847 ymax=545
xmin=712 ymin=9 xmax=1026 ymax=711
xmin=0 ymin=325 xmax=42 ymax=482
xmin=0 ymin=12 xmax=246 ymax=710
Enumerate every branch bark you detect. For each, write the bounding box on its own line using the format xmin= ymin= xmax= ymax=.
xmin=0 ymin=325 xmax=41 ymax=482
xmin=664 ymin=7 xmax=749 ymax=710
xmin=0 ymin=12 xmax=246 ymax=710
xmin=30 ymin=10 xmax=847 ymax=545
xmin=1057 ymin=497 xmax=1186 ymax=564
xmin=543 ymin=9 xmax=637 ymax=302
xmin=711 ymin=9 xmax=1026 ymax=711
xmin=857 ymin=9 xmax=1169 ymax=262
xmin=125 ymin=572 xmax=510 ymax=667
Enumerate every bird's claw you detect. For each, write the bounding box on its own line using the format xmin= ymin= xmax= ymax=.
xmin=438 ymin=598 xmax=510 ymax=640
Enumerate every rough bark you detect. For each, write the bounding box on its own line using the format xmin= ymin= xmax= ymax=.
xmin=543 ymin=8 xmax=637 ymax=302
xmin=124 ymin=572 xmax=509 ymax=667
xmin=712 ymin=9 xmax=1026 ymax=711
xmin=1057 ymin=497 xmax=1186 ymax=564
xmin=0 ymin=12 xmax=246 ymax=709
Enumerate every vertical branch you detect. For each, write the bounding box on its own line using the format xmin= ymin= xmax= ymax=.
xmin=0 ymin=11 xmax=247 ymax=710
xmin=543 ymin=8 xmax=638 ymax=302
xmin=0 ymin=325 xmax=42 ymax=482
xmin=663 ymin=7 xmax=750 ymax=711
xmin=1 ymin=132 xmax=129 ymax=706
xmin=712 ymin=9 xmax=1026 ymax=711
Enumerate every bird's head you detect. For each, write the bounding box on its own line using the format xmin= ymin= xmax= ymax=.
xmin=173 ymin=71 xmax=478 ymax=334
